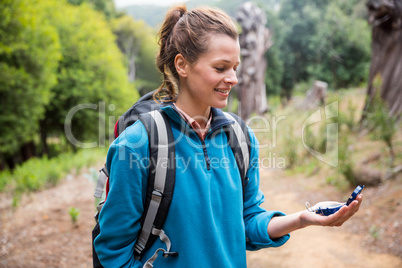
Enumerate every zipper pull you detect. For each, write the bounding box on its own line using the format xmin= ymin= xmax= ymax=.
xmin=202 ymin=142 xmax=210 ymax=170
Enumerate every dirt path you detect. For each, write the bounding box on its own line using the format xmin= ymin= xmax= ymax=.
xmin=1 ymin=168 xmax=401 ymax=268
xmin=0 ymin=172 xmax=95 ymax=268
xmin=248 ymin=169 xmax=402 ymax=268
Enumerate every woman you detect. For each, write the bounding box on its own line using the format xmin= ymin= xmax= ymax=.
xmin=94 ymin=5 xmax=362 ymax=267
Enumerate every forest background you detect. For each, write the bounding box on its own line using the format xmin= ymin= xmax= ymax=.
xmin=0 ymin=0 xmax=398 ymax=211
xmin=0 ymin=0 xmax=371 ymax=166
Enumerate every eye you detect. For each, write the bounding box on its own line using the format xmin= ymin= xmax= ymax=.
xmin=215 ymin=67 xmax=224 ymax=72
xmin=233 ymin=63 xmax=239 ymax=72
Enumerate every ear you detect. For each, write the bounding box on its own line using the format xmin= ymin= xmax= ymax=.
xmin=175 ymin=54 xmax=188 ymax=77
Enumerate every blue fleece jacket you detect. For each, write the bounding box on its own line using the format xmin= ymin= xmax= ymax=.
xmin=94 ymin=104 xmax=290 ymax=267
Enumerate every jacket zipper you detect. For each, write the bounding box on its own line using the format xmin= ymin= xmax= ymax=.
xmin=201 ymin=140 xmax=211 ymax=170
xmin=170 ymin=109 xmax=232 ymax=172
xmin=201 ymin=123 xmax=234 ymax=171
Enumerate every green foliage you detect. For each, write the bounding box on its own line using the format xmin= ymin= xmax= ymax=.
xmin=338 ymin=100 xmax=358 ymax=132
xmin=112 ymin=15 xmax=161 ymax=93
xmin=303 ymin=126 xmax=316 ymax=154
xmin=0 ymin=169 xmax=11 ymax=192
xmin=278 ymin=0 xmax=323 ymax=91
xmin=67 ymin=0 xmax=116 ymax=19
xmin=282 ymin=128 xmax=298 ymax=169
xmin=365 ymin=75 xmax=397 ymax=167
xmin=338 ymin=134 xmax=356 ymax=185
xmin=275 ymin=0 xmax=371 ymax=95
xmin=68 ymin=207 xmax=80 ymax=224
xmin=1 ymin=0 xmax=138 ymax=169
xmin=0 ymin=0 xmax=61 ymax=155
xmin=303 ymin=123 xmax=328 ymax=157
xmin=263 ymin=8 xmax=285 ymax=96
xmin=1 ymin=147 xmax=105 ymax=207
xmin=325 ymin=174 xmax=349 ymax=191
xmin=115 ymin=0 xmax=371 ymax=98
xmin=42 ymin=0 xmax=134 ymax=146
xmin=308 ymin=2 xmax=371 ymax=88
xmin=13 ymin=157 xmax=59 ymax=192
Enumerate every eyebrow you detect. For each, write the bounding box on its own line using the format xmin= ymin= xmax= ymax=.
xmin=215 ymin=59 xmax=241 ymax=64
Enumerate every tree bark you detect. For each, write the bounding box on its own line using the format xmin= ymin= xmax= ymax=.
xmin=363 ymin=0 xmax=402 ymax=120
xmin=299 ymin=80 xmax=327 ymax=110
xmin=235 ymin=2 xmax=272 ymax=120
xmin=20 ymin=141 xmax=36 ymax=161
xmin=40 ymin=120 xmax=49 ymax=157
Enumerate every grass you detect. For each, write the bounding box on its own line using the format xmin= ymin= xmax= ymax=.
xmin=250 ymin=87 xmax=401 ymax=190
xmin=68 ymin=207 xmax=80 ymax=225
xmin=0 ymin=147 xmax=107 ymax=207
xmin=365 ymin=85 xmax=398 ymax=167
xmin=369 ymin=225 xmax=381 ymax=239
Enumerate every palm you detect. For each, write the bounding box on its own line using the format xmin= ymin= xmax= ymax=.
xmin=301 ymin=195 xmax=363 ymax=227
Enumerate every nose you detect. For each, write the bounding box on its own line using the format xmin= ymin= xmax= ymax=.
xmin=224 ymin=70 xmax=238 ymax=87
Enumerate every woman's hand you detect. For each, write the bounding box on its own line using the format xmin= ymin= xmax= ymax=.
xmin=300 ymin=194 xmax=363 ymax=228
xmin=267 ymin=194 xmax=363 ymax=239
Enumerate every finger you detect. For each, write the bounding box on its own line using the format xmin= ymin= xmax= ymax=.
xmin=333 ymin=197 xmax=363 ymax=226
xmin=329 ymin=204 xmax=356 ymax=227
xmin=319 ymin=205 xmax=348 ymax=226
xmin=349 ymin=194 xmax=363 ymax=213
xmin=331 ymin=206 xmax=350 ymax=226
xmin=319 ymin=194 xmax=364 ymax=227
xmin=355 ymin=194 xmax=363 ymax=209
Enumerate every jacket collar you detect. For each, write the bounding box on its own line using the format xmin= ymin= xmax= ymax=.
xmin=160 ymin=102 xmax=234 ymax=131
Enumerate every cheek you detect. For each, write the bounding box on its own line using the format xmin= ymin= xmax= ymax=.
xmin=190 ymin=65 xmax=221 ymax=87
xmin=199 ymin=71 xmax=221 ymax=86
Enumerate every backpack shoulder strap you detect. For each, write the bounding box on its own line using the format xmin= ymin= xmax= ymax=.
xmin=222 ymin=112 xmax=251 ymax=200
xmin=134 ymin=109 xmax=177 ymax=261
xmin=94 ymin=166 xmax=109 ymax=199
xmin=114 ymin=90 xmax=159 ymax=138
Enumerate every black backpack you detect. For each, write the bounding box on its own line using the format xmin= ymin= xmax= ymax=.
xmin=92 ymin=90 xmax=250 ymax=268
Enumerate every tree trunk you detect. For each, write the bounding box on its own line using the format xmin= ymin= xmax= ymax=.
xmin=362 ymin=0 xmax=402 ymax=120
xmin=0 ymin=155 xmax=6 ymax=171
xmin=20 ymin=141 xmax=36 ymax=161
xmin=298 ymin=80 xmax=327 ymax=110
xmin=235 ymin=2 xmax=272 ymax=120
xmin=40 ymin=120 xmax=49 ymax=157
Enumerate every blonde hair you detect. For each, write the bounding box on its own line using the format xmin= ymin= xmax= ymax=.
xmin=154 ymin=5 xmax=238 ymax=101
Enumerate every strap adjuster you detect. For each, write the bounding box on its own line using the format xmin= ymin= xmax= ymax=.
xmin=152 ymin=189 xmax=163 ymax=196
xmin=152 ymin=189 xmax=163 ymax=202
xmin=135 ymin=242 xmax=145 ymax=255
xmin=163 ymin=251 xmax=178 ymax=258
xmin=100 ymin=166 xmax=109 ymax=177
xmin=94 ymin=168 xmax=109 ymax=198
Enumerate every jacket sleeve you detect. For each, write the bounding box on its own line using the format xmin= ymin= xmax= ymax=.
xmin=243 ymin=128 xmax=290 ymax=251
xmin=94 ymin=122 xmax=149 ymax=267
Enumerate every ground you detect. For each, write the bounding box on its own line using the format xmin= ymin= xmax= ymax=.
xmin=0 ymin=166 xmax=401 ymax=268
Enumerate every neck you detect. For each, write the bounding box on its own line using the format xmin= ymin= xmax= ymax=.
xmin=175 ymin=98 xmax=211 ymax=129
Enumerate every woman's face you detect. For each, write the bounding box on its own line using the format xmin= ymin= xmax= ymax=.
xmin=177 ymin=34 xmax=240 ymax=113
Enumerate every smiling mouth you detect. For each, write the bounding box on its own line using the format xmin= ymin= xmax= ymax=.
xmin=214 ymin=88 xmax=230 ymax=94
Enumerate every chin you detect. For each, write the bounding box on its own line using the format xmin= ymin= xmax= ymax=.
xmin=213 ymin=100 xmax=228 ymax=109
